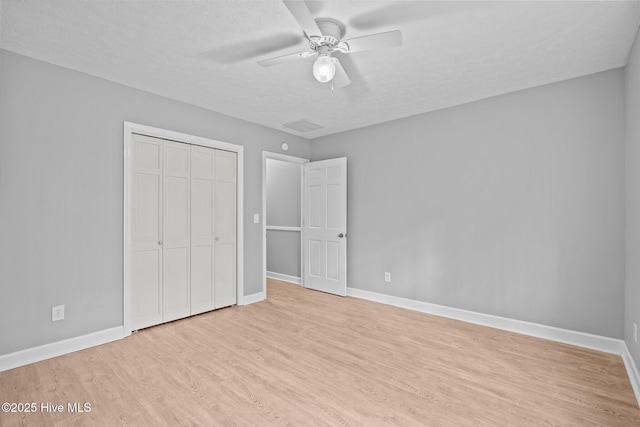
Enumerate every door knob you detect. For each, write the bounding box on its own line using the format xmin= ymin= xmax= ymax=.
xmin=338 ymin=233 xmax=345 ymax=238
xmin=158 ymin=240 xmax=162 ymax=245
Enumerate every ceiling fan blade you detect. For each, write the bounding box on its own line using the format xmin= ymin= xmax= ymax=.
xmin=258 ymin=51 xmax=316 ymax=67
xmin=342 ymin=30 xmax=403 ymax=54
xmin=203 ymin=32 xmax=304 ymax=64
xmin=283 ymin=0 xmax=323 ymax=40
xmin=332 ymin=58 xmax=351 ymax=89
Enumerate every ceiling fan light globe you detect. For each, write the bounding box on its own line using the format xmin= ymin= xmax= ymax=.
xmin=313 ymin=55 xmax=336 ymax=83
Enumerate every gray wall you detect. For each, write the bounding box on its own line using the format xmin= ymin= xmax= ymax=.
xmin=266 ymin=158 xmax=302 ymax=278
xmin=0 ymin=50 xmax=310 ymax=355
xmin=0 ymin=47 xmax=632 ymax=357
xmin=266 ymin=230 xmax=301 ymax=278
xmin=311 ymin=69 xmax=625 ymax=339
xmin=266 ymin=158 xmax=301 ymax=226
xmin=625 ymin=29 xmax=640 ymax=369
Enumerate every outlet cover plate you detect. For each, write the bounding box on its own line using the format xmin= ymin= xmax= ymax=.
xmin=52 ymin=305 xmax=65 ymax=322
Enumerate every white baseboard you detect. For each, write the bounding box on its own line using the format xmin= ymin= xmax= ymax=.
xmin=622 ymin=344 xmax=640 ymax=405
xmin=347 ymin=286 xmax=639 ymax=406
xmin=0 ymin=326 xmax=124 ymax=373
xmin=242 ymin=291 xmax=266 ymax=305
xmin=266 ymin=271 xmax=301 ymax=285
xmin=1 ymin=289 xmax=268 ymax=372
xmin=347 ymin=287 xmax=623 ymax=354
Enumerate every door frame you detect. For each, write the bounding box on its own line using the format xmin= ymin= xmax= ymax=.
xmin=261 ymin=151 xmax=308 ymax=298
xmin=124 ymin=121 xmax=244 ymax=336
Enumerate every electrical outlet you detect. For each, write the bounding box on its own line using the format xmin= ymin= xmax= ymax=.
xmin=634 ymin=323 xmax=638 ymax=343
xmin=253 ymin=213 xmax=260 ymax=224
xmin=384 ymin=272 xmax=391 ymax=283
xmin=52 ymin=305 xmax=65 ymax=322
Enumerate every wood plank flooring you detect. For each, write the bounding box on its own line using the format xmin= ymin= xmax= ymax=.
xmin=1 ymin=279 xmax=639 ymax=426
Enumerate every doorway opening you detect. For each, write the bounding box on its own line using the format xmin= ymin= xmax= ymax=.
xmin=262 ymin=152 xmax=308 ymax=298
xmin=262 ymin=152 xmax=349 ymax=299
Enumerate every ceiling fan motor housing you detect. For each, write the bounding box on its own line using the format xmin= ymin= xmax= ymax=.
xmin=310 ymin=18 xmax=346 ymax=50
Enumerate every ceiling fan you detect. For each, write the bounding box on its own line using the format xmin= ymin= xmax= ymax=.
xmin=258 ymin=1 xmax=403 ymax=89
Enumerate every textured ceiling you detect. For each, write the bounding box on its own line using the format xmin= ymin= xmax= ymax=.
xmin=1 ymin=1 xmax=639 ymax=139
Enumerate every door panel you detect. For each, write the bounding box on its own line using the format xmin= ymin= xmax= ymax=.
xmin=191 ymin=180 xmax=213 ymax=239
xmin=303 ymin=158 xmax=347 ymax=296
xmin=214 ymin=150 xmax=237 ymax=309
xmin=132 ymin=250 xmax=161 ymax=323
xmin=326 ymin=241 xmax=339 ymax=280
xmin=191 ymin=245 xmax=213 ymax=314
xmin=135 ymin=139 xmax=161 ymax=169
xmin=214 ymin=243 xmax=236 ymax=308
xmin=134 ymin=174 xmax=160 ymax=242
xmin=164 ymin=177 xmax=189 ymax=238
xmin=162 ymin=140 xmax=190 ymax=321
xmin=190 ymin=145 xmax=216 ymax=315
xmin=309 ymin=240 xmax=322 ymax=277
xmin=163 ymin=247 xmax=189 ymax=322
xmin=309 ymin=185 xmax=323 ymax=228
xmin=326 ymin=184 xmax=339 ymax=229
xmin=131 ymin=134 xmax=163 ymax=330
xmin=216 ymin=153 xmax=236 ymax=181
xmin=164 ymin=145 xmax=189 ymax=174
xmin=216 ymin=181 xmax=236 ymax=232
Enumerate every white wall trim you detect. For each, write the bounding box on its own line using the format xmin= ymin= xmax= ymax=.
xmin=123 ymin=121 xmax=245 ymax=336
xmin=347 ymin=286 xmax=639 ymax=406
xmin=267 ymin=271 xmax=302 ymax=285
xmin=622 ymin=343 xmax=640 ymax=405
xmin=347 ymin=287 xmax=624 ymax=354
xmin=0 ymin=327 xmax=124 ymax=373
xmin=262 ymin=151 xmax=308 ymax=302
xmin=242 ymin=291 xmax=266 ymax=305
xmin=266 ymin=225 xmax=302 ymax=232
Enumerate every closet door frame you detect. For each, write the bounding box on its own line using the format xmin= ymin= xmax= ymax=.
xmin=123 ymin=121 xmax=244 ymax=337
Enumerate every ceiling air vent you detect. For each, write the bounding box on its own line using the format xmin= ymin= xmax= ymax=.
xmin=282 ymin=118 xmax=323 ymax=133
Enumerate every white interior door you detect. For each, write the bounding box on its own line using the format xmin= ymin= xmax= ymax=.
xmin=303 ymin=158 xmax=347 ymax=296
xmin=131 ymin=134 xmax=163 ymax=330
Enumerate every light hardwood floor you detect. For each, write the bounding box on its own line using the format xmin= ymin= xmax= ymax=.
xmin=1 ymin=279 xmax=639 ymax=426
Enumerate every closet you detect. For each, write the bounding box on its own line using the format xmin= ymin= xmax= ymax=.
xmin=131 ymin=133 xmax=237 ymax=330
